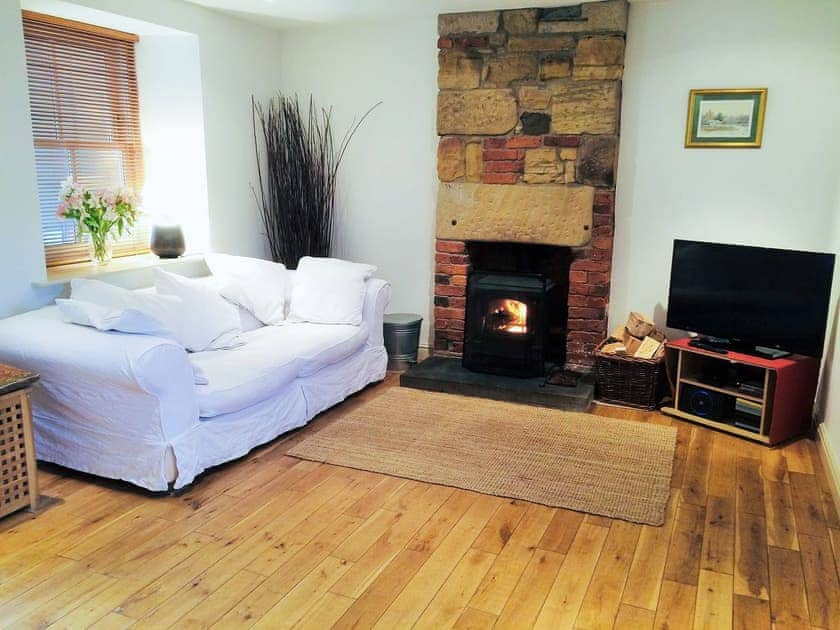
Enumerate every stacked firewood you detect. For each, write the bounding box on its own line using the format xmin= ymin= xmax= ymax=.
xmin=599 ymin=312 xmax=667 ymax=360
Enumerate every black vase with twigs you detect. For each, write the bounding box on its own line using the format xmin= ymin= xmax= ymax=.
xmin=251 ymin=94 xmax=379 ymax=268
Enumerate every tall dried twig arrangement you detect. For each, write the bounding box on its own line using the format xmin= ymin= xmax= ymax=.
xmin=252 ymin=95 xmax=379 ymax=267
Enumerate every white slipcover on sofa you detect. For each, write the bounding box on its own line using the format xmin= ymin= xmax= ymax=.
xmin=0 ymin=270 xmax=390 ymax=491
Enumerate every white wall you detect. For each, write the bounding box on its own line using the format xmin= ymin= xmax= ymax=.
xmin=612 ymin=0 xmax=840 ymax=330
xmin=24 ymin=0 xmax=212 ymax=254
xmin=136 ymin=33 xmax=211 ymax=253
xmin=277 ymin=19 xmax=438 ymax=343
xmin=0 ymin=1 xmax=48 ymax=316
xmin=0 ymin=0 xmax=284 ymax=317
xmin=816 ymin=176 xmax=840 ymax=481
xmin=44 ymin=0 xmax=287 ymax=258
xmin=274 ymin=1 xmax=840 ymax=350
xmin=615 ymin=0 xmax=840 ymax=472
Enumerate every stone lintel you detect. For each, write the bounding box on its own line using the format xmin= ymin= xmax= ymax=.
xmin=436 ymin=182 xmax=594 ymax=247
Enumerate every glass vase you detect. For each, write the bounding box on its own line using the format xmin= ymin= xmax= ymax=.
xmin=85 ymin=233 xmax=113 ymax=266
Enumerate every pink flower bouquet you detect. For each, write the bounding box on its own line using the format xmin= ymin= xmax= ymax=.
xmin=56 ymin=178 xmax=142 ymax=265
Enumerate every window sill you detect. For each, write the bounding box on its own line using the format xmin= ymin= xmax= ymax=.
xmin=33 ymin=253 xmax=206 ymax=288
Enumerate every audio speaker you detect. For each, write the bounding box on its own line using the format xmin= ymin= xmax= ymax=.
xmin=678 ymin=383 xmax=735 ymax=421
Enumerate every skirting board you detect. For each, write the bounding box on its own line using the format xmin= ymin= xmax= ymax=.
xmin=816 ymin=423 xmax=840 ymax=518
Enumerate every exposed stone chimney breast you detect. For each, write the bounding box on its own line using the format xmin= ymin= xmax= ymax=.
xmin=435 ymin=0 xmax=626 ymax=246
xmin=433 ymin=1 xmax=627 ymax=364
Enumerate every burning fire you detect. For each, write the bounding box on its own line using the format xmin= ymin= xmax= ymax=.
xmin=487 ymin=299 xmax=528 ymax=334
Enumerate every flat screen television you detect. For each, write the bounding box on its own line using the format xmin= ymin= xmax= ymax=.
xmin=667 ymin=240 xmax=835 ymax=357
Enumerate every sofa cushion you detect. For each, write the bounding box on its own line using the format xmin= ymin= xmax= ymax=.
xmin=70 ymin=278 xmax=186 ymax=339
xmin=206 ymin=254 xmax=289 ymax=325
xmin=288 ymin=257 xmax=377 ymax=326
xmin=56 ymin=297 xmax=175 ymax=337
xmin=154 ymin=269 xmax=243 ymax=351
xmin=191 ymin=323 xmax=369 ymax=418
xmin=137 ymin=280 xmax=263 ymax=333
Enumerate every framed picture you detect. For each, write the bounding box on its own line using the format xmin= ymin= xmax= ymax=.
xmin=685 ymin=88 xmax=767 ymax=148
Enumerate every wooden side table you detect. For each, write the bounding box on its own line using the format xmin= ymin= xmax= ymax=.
xmin=0 ymin=364 xmax=40 ymax=518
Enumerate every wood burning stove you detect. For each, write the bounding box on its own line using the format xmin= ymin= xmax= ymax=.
xmin=463 ymin=272 xmax=555 ymax=377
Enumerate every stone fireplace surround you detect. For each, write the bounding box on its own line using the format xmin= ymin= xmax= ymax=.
xmin=433 ymin=2 xmax=626 ymax=369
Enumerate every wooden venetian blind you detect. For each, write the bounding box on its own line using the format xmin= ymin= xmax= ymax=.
xmin=22 ymin=10 xmax=147 ymax=267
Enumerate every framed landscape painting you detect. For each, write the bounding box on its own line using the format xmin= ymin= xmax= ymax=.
xmin=685 ymin=88 xmax=767 ymax=148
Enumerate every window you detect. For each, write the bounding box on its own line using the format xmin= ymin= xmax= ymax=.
xmin=22 ymin=10 xmax=147 ymax=267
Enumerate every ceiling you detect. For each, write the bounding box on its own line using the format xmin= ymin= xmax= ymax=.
xmin=182 ymin=0 xmax=602 ymax=29
xmin=25 ymin=0 xmax=189 ymax=35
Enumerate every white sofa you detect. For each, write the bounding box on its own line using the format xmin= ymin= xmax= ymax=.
xmin=0 ymin=273 xmax=390 ymax=491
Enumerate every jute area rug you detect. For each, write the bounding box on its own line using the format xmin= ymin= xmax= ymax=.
xmin=289 ymin=388 xmax=677 ymax=526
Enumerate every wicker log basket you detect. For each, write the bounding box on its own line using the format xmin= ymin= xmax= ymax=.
xmin=594 ymin=312 xmax=667 ymax=410
xmin=594 ymin=341 xmax=666 ymax=409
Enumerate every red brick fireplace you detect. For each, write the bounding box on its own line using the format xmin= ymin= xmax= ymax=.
xmin=434 ymin=189 xmax=614 ymax=369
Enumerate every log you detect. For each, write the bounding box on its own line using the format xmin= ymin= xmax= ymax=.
xmin=610 ymin=325 xmax=630 ymax=344
xmin=634 ymin=336 xmax=662 ymax=359
xmin=626 ymin=311 xmax=655 ymax=338
xmin=625 ymin=336 xmax=642 ymax=355
xmin=601 ymin=341 xmax=627 ymax=355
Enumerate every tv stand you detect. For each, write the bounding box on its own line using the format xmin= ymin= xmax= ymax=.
xmin=662 ymin=338 xmax=819 ymax=445
xmin=688 ymin=336 xmax=791 ymax=360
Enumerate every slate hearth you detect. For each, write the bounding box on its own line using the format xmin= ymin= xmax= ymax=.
xmin=400 ymin=356 xmax=594 ymax=411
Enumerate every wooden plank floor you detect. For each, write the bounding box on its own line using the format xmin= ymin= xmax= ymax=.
xmin=2 ymin=374 xmax=840 ymax=629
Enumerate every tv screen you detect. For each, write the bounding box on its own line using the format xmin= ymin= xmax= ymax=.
xmin=667 ymin=240 xmax=835 ymax=357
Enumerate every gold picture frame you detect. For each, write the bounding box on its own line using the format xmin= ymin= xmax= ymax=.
xmin=685 ymin=88 xmax=767 ymax=148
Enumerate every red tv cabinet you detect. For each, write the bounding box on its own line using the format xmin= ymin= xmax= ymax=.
xmin=662 ymin=338 xmax=820 ymax=445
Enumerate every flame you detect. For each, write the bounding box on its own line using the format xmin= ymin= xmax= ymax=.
xmin=487 ymin=299 xmax=528 ymax=334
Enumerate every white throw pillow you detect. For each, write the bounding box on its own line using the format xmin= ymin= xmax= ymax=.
xmin=56 ymin=298 xmax=173 ymax=336
xmin=56 ymin=296 xmax=209 ymax=385
xmin=154 ymin=268 xmax=243 ymax=351
xmin=237 ymin=305 xmax=265 ymax=333
xmin=70 ymin=278 xmax=186 ymax=337
xmin=146 ymin=274 xmax=262 ymax=332
xmin=205 ymin=253 xmax=289 ymax=325
xmin=288 ymin=257 xmax=377 ymax=326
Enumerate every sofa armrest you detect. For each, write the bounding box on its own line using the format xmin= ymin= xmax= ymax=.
xmin=363 ymin=278 xmax=391 ymax=347
xmin=0 ymin=306 xmax=199 ymax=441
